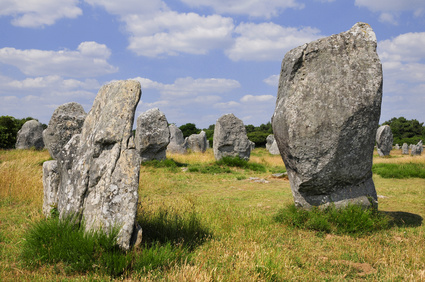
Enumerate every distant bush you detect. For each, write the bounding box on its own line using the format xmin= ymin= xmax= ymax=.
xmin=141 ymin=159 xmax=186 ymax=172
xmin=382 ymin=117 xmax=425 ymax=145
xmin=372 ymin=163 xmax=425 ymax=179
xmin=274 ymin=204 xmax=391 ymax=236
xmin=216 ymin=156 xmax=267 ymax=172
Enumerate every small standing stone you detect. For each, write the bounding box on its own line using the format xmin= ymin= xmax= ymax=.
xmin=135 ymin=108 xmax=170 ymax=162
xmin=186 ymin=131 xmax=207 ymax=153
xmin=213 ymin=113 xmax=251 ymax=161
xmin=42 ymin=160 xmax=60 ymax=217
xmin=376 ymin=125 xmax=393 ymax=156
xmin=167 ymin=124 xmax=187 ymax=154
xmin=15 ymin=120 xmax=44 ymax=150
xmin=402 ymin=143 xmax=409 ymax=155
xmin=43 ymin=102 xmax=86 ymax=159
xmin=411 ymin=140 xmax=423 ymax=156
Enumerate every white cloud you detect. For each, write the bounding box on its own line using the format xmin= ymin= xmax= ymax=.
xmin=84 ymin=0 xmax=169 ymax=16
xmin=133 ymin=76 xmax=240 ymax=97
xmin=240 ymin=95 xmax=274 ymax=103
xmin=226 ymin=22 xmax=322 ymax=61
xmin=0 ymin=74 xmax=99 ymax=122
xmin=213 ymin=101 xmax=240 ymax=109
xmin=0 ymin=42 xmax=118 ymax=78
xmin=263 ymin=74 xmax=280 ymax=87
xmin=126 ymin=11 xmax=234 ymax=57
xmin=355 ymin=0 xmax=425 ymax=25
xmin=179 ymin=0 xmax=304 ymax=19
xmin=377 ymin=32 xmax=425 ymax=123
xmin=0 ymin=0 xmax=82 ymax=28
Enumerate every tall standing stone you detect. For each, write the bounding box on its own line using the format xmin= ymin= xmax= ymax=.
xmin=55 ymin=80 xmax=142 ymax=250
xmin=167 ymin=124 xmax=187 ymax=154
xmin=376 ymin=125 xmax=393 ymax=156
xmin=213 ymin=114 xmax=251 ymax=161
xmin=272 ymin=23 xmax=382 ymax=209
xmin=15 ymin=120 xmax=44 ymax=150
xmin=186 ymin=131 xmax=207 ymax=153
xmin=135 ymin=108 xmax=170 ymax=162
xmin=43 ymin=102 xmax=87 ymax=159
xmin=402 ymin=143 xmax=409 ymax=155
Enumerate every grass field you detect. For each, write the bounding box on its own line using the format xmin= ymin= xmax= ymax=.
xmin=0 ymin=148 xmax=424 ymax=281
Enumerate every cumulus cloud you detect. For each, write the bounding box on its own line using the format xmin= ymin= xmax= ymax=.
xmin=355 ymin=0 xmax=425 ymax=25
xmin=179 ymin=0 xmax=304 ymax=19
xmin=263 ymin=74 xmax=280 ymax=87
xmin=0 ymin=0 xmax=82 ymax=28
xmin=126 ymin=12 xmax=234 ymax=57
xmin=226 ymin=23 xmax=322 ymax=61
xmin=133 ymin=76 xmax=240 ymax=97
xmin=84 ymin=0 xmax=169 ymax=16
xmin=0 ymin=42 xmax=118 ymax=78
xmin=240 ymin=95 xmax=274 ymax=103
xmin=378 ymin=32 xmax=425 ymax=123
xmin=0 ymin=74 xmax=100 ymax=122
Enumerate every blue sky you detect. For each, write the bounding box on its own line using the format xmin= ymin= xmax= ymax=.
xmin=1 ymin=0 xmax=424 ymax=129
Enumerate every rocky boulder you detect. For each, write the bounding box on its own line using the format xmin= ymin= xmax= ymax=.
xmin=186 ymin=131 xmax=207 ymax=153
xmin=213 ymin=114 xmax=251 ymax=161
xmin=167 ymin=124 xmax=187 ymax=154
xmin=15 ymin=120 xmax=44 ymax=150
xmin=45 ymin=80 xmax=142 ymax=250
xmin=272 ymin=23 xmax=382 ymax=210
xmin=376 ymin=125 xmax=393 ymax=156
xmin=135 ymin=108 xmax=170 ymax=162
xmin=43 ymin=102 xmax=87 ymax=159
xmin=42 ymin=160 xmax=60 ymax=217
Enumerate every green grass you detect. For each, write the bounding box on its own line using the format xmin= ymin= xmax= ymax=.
xmin=21 ymin=214 xmax=132 ymax=277
xmin=216 ymin=156 xmax=267 ymax=172
xmin=372 ymin=162 xmax=425 ymax=178
xmin=141 ymin=158 xmax=187 ymax=173
xmin=274 ymin=204 xmax=391 ymax=236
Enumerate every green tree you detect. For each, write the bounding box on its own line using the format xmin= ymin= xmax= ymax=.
xmin=382 ymin=117 xmax=425 ymax=145
xmin=179 ymin=123 xmax=200 ymax=138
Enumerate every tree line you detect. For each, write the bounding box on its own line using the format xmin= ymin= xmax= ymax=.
xmin=1 ymin=115 xmax=424 ymax=149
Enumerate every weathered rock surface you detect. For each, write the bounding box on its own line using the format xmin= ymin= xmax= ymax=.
xmin=186 ymin=131 xmax=207 ymax=153
xmin=272 ymin=23 xmax=382 ymax=210
xmin=266 ymin=134 xmax=275 ymax=150
xmin=42 ymin=160 xmax=60 ymax=217
xmin=15 ymin=120 xmax=44 ymax=150
xmin=135 ymin=108 xmax=170 ymax=162
xmin=51 ymin=80 xmax=142 ymax=250
xmin=402 ymin=143 xmax=409 ymax=155
xmin=213 ymin=114 xmax=251 ymax=161
xmin=43 ymin=102 xmax=87 ymax=159
xmin=167 ymin=124 xmax=187 ymax=154
xmin=376 ymin=125 xmax=393 ymax=156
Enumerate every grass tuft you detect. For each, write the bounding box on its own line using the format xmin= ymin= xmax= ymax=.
xmin=141 ymin=158 xmax=187 ymax=172
xmin=21 ymin=214 xmax=132 ymax=277
xmin=372 ymin=162 xmax=425 ymax=178
xmin=274 ymin=204 xmax=391 ymax=236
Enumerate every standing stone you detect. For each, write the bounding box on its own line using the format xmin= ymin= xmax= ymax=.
xmin=411 ymin=140 xmax=423 ymax=156
xmin=249 ymin=140 xmax=256 ymax=151
xmin=42 ymin=160 xmax=60 ymax=217
xmin=186 ymin=131 xmax=207 ymax=153
xmin=213 ymin=114 xmax=251 ymax=161
xmin=266 ymin=134 xmax=280 ymax=155
xmin=15 ymin=120 xmax=44 ymax=150
xmin=376 ymin=125 xmax=393 ymax=156
xmin=55 ymin=80 xmax=142 ymax=250
xmin=402 ymin=143 xmax=409 ymax=155
xmin=167 ymin=124 xmax=187 ymax=154
xmin=395 ymin=144 xmax=400 ymax=150
xmin=272 ymin=23 xmax=382 ymax=210
xmin=43 ymin=102 xmax=87 ymax=159
xmin=135 ymin=108 xmax=170 ymax=162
